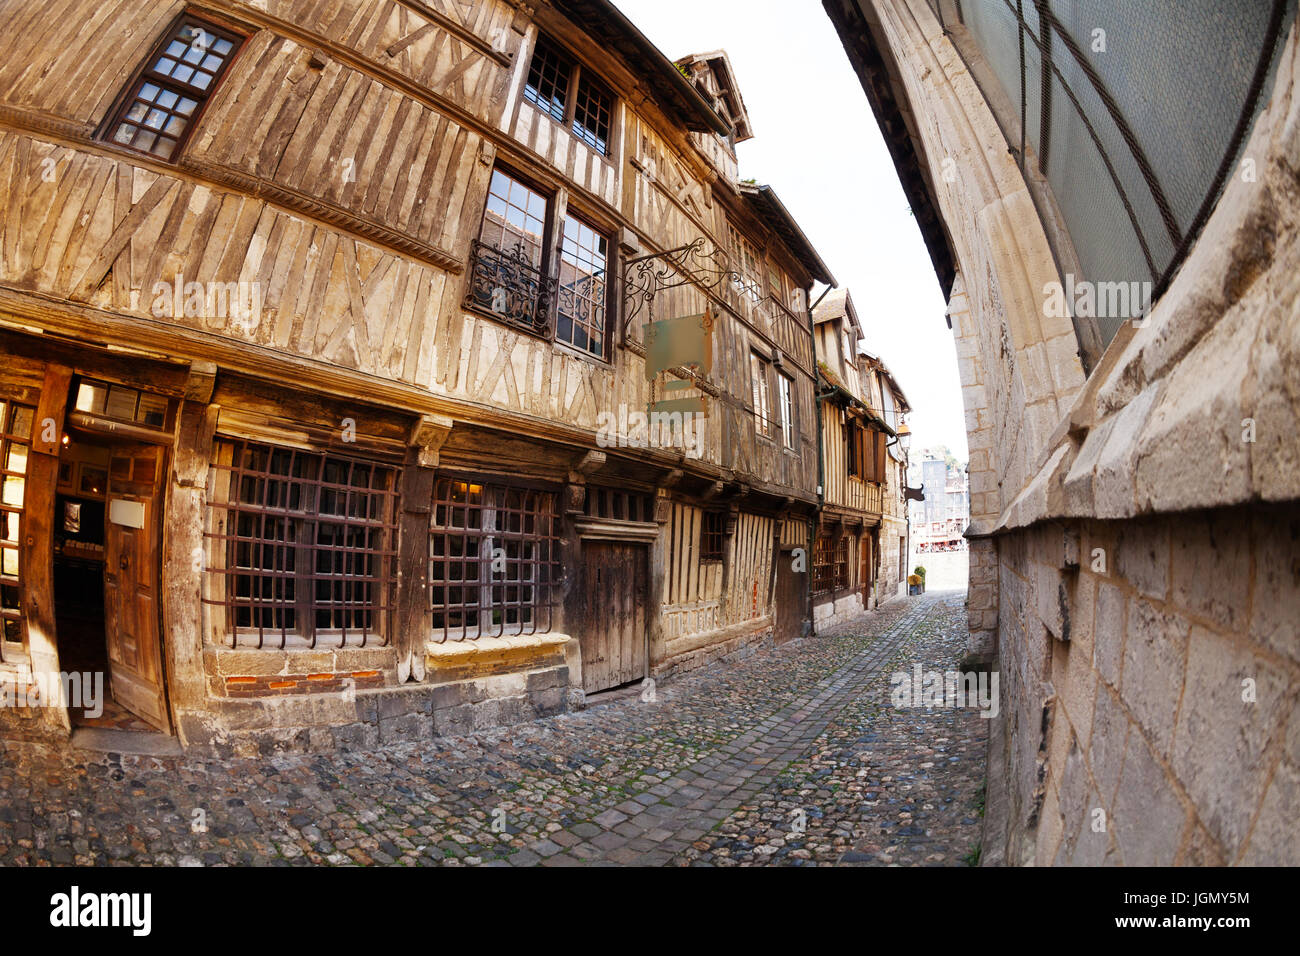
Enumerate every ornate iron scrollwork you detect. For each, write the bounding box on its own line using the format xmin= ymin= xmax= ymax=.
xmin=464 ymin=239 xmax=555 ymax=335
xmin=622 ymin=236 xmax=748 ymax=333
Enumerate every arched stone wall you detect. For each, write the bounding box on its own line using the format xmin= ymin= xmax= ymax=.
xmin=846 ymin=0 xmax=1300 ymax=866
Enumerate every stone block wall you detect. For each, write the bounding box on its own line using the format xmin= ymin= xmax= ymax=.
xmin=847 ymin=0 xmax=1300 ymax=865
xmin=991 ymin=508 xmax=1299 ymax=866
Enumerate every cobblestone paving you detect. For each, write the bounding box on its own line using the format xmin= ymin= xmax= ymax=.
xmin=0 ymin=591 xmax=986 ymax=866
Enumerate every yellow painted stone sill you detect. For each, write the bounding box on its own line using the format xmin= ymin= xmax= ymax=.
xmin=425 ymin=632 xmax=570 ymax=683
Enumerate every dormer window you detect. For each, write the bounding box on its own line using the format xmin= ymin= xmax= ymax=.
xmin=522 ymin=36 xmax=613 ymax=156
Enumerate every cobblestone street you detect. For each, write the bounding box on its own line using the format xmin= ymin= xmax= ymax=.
xmin=0 ymin=591 xmax=986 ymax=867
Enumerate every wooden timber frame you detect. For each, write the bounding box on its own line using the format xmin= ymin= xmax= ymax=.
xmin=0 ymin=0 xmax=830 ymax=745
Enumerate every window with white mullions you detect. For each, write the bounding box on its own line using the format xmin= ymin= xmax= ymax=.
xmin=480 ymin=168 xmax=548 ymax=270
xmin=468 ymin=167 xmax=555 ymax=332
xmin=556 ymin=215 xmax=610 ymax=358
xmin=777 ymin=372 xmax=795 ymax=449
xmin=751 ymin=352 xmax=773 ymax=439
xmin=106 ymin=16 xmax=242 ymax=162
xmin=728 ymin=224 xmax=764 ymax=306
xmin=0 ymin=400 xmax=33 ymax=661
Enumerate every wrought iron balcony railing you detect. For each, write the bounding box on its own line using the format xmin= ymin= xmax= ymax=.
xmin=464 ymin=239 xmax=555 ymax=335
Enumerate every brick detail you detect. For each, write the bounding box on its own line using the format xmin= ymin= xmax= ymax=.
xmin=222 ymin=671 xmax=384 ymax=697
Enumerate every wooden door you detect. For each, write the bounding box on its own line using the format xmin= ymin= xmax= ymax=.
xmin=103 ymin=443 xmax=170 ymax=732
xmin=579 ymin=541 xmax=647 ymax=694
xmin=774 ymin=547 xmax=806 ymax=645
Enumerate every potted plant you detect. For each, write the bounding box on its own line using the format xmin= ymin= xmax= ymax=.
xmin=907 ymin=573 xmax=922 ymax=596
xmin=913 ymin=565 xmax=927 ymax=593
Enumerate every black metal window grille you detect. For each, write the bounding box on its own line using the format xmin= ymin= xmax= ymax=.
xmin=932 ymin=0 xmax=1293 ymax=357
xmin=480 ymin=168 xmax=547 ymax=269
xmin=0 ymin=401 xmax=34 ymax=660
xmin=556 ymin=214 xmax=610 ymax=357
xmin=106 ymin=17 xmax=241 ymax=161
xmin=701 ymin=510 xmax=725 ymax=562
xmin=812 ymin=534 xmax=836 ymax=594
xmin=468 ymin=168 xmax=555 ymax=333
xmin=429 ymin=479 xmax=561 ymax=641
xmin=524 ymin=37 xmax=571 ymax=123
xmin=572 ymin=73 xmax=612 ymax=154
xmin=204 ymin=439 xmax=398 ymax=648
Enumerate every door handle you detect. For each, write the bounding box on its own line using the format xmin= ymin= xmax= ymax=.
xmin=120 ymin=555 xmax=129 ymax=571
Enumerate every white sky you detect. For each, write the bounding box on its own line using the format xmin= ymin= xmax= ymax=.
xmin=613 ymin=0 xmax=968 ymax=461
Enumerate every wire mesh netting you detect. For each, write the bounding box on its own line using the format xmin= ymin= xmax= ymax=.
xmin=927 ymin=0 xmax=1294 ymax=350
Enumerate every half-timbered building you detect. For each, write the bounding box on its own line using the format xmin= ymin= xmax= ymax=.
xmin=811 ymin=288 xmax=910 ymax=625
xmin=0 ymin=0 xmax=833 ymax=751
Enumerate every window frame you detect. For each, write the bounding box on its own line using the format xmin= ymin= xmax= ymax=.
xmin=847 ymin=421 xmax=863 ymax=479
xmin=700 ymin=510 xmax=725 ymax=562
xmin=0 ymin=399 xmax=35 ymax=664
xmin=554 ymin=210 xmax=613 ymax=361
xmin=750 ymin=352 xmax=773 ymax=440
xmin=834 ymin=537 xmax=850 ymax=589
xmin=468 ymin=163 xmax=615 ymax=362
xmin=812 ymin=534 xmax=835 ymax=595
xmin=522 ymin=34 xmax=615 ymax=158
xmin=203 ymin=438 xmax=400 ymax=649
xmin=777 ymin=372 xmax=795 ymax=450
xmin=99 ymin=12 xmax=246 ymax=164
xmin=728 ymin=223 xmax=764 ymax=307
xmin=428 ymin=475 xmax=562 ymax=642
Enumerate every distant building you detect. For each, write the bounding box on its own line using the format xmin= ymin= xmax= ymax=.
xmin=811 ymin=289 xmax=912 ymax=627
xmin=908 ymin=453 xmax=968 ymax=553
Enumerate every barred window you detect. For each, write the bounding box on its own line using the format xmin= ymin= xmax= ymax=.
xmin=812 ymin=534 xmax=835 ymax=595
xmin=204 ymin=440 xmax=399 ymax=648
xmin=106 ymin=16 xmax=242 ymax=162
xmin=834 ymin=537 xmax=850 ymax=589
xmin=0 ymin=401 xmax=33 ymax=661
xmin=521 ymin=35 xmax=614 ymax=157
xmin=429 ymin=479 xmax=561 ymax=641
xmin=701 ymin=511 xmax=725 ymax=562
xmin=556 ymin=215 xmax=609 ymax=358
xmin=523 ymin=37 xmax=571 ymax=123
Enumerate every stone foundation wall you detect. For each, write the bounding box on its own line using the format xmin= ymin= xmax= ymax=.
xmin=653 ymin=622 xmax=772 ymax=683
xmin=175 ymin=664 xmax=571 ymax=757
xmin=988 ymin=506 xmax=1299 ymax=866
xmin=813 ymin=589 xmax=865 ymax=628
xmin=847 ymin=0 xmax=1300 ymax=866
